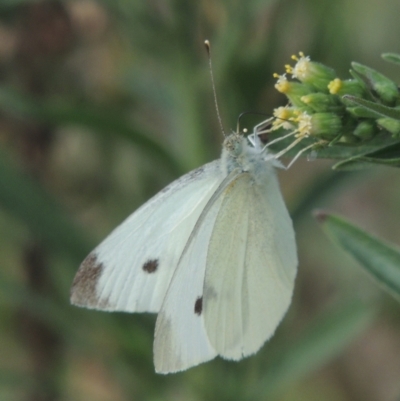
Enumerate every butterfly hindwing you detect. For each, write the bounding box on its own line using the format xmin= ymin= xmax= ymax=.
xmin=203 ymin=170 xmax=297 ymax=360
xmin=71 ymin=161 xmax=223 ymax=313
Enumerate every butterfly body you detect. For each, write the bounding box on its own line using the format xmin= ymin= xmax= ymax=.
xmin=71 ymin=132 xmax=297 ymax=374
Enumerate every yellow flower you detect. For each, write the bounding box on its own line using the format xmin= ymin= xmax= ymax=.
xmin=285 ymin=52 xmax=336 ymax=92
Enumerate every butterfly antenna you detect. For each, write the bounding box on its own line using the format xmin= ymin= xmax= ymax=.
xmin=204 ymin=40 xmax=226 ymax=137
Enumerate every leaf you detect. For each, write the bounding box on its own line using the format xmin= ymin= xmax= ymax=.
xmin=343 ymin=95 xmax=400 ymax=121
xmin=0 ymin=149 xmax=92 ymax=262
xmin=247 ymin=299 xmax=376 ymax=399
xmin=351 ymin=62 xmax=398 ymax=104
xmin=0 ymin=87 xmax=183 ymax=176
xmin=382 ymin=52 xmax=400 ymax=65
xmin=333 ymin=142 xmax=400 ymax=170
xmin=315 ymin=211 xmax=400 ymax=300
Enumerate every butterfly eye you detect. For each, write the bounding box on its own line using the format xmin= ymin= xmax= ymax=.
xmin=143 ymin=259 xmax=159 ymax=273
xmin=194 ymin=297 xmax=203 ymax=315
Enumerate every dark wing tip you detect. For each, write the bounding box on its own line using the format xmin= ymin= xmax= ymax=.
xmin=70 ymin=253 xmax=109 ymax=308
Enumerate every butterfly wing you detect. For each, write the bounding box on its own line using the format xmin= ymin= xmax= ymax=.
xmin=203 ymin=170 xmax=297 ymax=360
xmin=70 ymin=160 xmax=223 ymax=313
xmin=153 ymin=170 xmax=243 ymax=373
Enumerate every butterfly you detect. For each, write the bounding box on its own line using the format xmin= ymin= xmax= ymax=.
xmin=70 ymin=127 xmax=298 ymax=374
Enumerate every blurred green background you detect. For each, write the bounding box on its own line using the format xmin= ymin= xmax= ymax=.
xmin=1 ymin=0 xmax=400 ymax=400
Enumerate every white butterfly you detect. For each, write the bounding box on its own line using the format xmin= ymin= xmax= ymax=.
xmin=70 ymin=128 xmax=298 ymax=374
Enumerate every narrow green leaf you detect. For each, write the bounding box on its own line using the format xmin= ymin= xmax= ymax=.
xmin=0 ymin=149 xmax=92 ymax=261
xmin=315 ymin=211 xmax=400 ymax=300
xmin=343 ymin=95 xmax=400 ymax=121
xmin=347 ymin=105 xmax=385 ymax=118
xmin=0 ymin=87 xmax=183 ymax=176
xmin=382 ymin=52 xmax=400 ymax=65
xmin=351 ymin=62 xmax=398 ymax=104
xmin=334 ymin=157 xmax=400 ymax=170
xmin=248 ymin=299 xmax=376 ymax=399
xmin=333 ymin=142 xmax=400 ymax=170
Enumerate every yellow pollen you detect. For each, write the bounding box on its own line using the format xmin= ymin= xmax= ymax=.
xmin=300 ymin=95 xmax=310 ymax=104
xmin=285 ymin=64 xmax=294 ymax=74
xmin=328 ymin=78 xmax=342 ymax=94
xmin=274 ymin=74 xmax=290 ymax=93
xmin=297 ymin=113 xmax=313 ymax=137
xmin=292 ymin=54 xmax=311 ymax=79
xmin=272 ymin=107 xmax=296 ymax=130
xmin=274 ymin=107 xmax=289 ymax=120
xmin=291 ymin=52 xmax=305 ymax=63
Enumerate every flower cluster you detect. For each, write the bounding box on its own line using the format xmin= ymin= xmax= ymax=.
xmin=269 ymin=52 xmax=400 ymax=155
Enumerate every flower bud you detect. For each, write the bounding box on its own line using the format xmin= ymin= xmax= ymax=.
xmin=377 ymin=118 xmax=400 ymax=137
xmin=273 ymin=73 xmax=314 ymax=111
xmin=300 ymin=93 xmax=342 ymax=112
xmin=339 ymin=134 xmax=360 ymax=144
xmin=286 ymin=52 xmax=336 ymax=92
xmin=296 ymin=112 xmax=342 ymax=139
xmin=272 ymin=106 xmax=298 ymax=130
xmin=353 ymin=121 xmax=375 ymax=139
xmin=328 ymin=78 xmax=365 ymax=98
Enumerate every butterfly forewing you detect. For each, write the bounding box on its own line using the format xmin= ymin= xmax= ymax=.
xmin=71 ymin=161 xmax=223 ymax=313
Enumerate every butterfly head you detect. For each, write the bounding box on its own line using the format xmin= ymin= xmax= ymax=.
xmin=223 ymin=132 xmax=246 ymax=157
xmin=221 ymin=132 xmax=275 ymax=177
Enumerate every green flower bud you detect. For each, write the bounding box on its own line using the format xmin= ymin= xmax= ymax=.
xmin=353 ymin=121 xmax=375 ymax=139
xmin=328 ymin=78 xmax=365 ymax=98
xmin=296 ymin=112 xmax=342 ymax=140
xmin=339 ymin=134 xmax=360 ymax=144
xmin=300 ymin=93 xmax=342 ymax=112
xmin=286 ymin=52 xmax=336 ymax=92
xmin=352 ymin=62 xmax=399 ymax=104
xmin=273 ymin=73 xmax=314 ymax=111
xmin=377 ymin=117 xmax=400 ymax=137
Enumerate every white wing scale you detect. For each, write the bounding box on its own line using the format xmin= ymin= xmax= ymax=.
xmin=71 ymin=161 xmax=223 ymax=313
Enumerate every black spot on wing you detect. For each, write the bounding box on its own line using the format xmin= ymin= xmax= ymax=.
xmin=194 ymin=296 xmax=203 ymax=315
xmin=70 ymin=253 xmax=110 ymax=308
xmin=143 ymin=259 xmax=159 ymax=273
